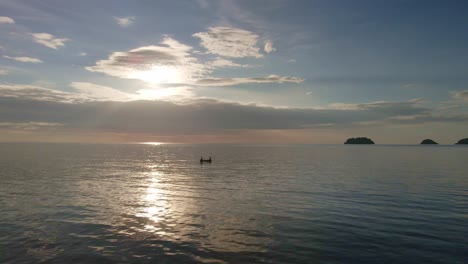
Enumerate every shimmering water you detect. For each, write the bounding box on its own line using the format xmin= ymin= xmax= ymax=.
xmin=0 ymin=143 xmax=467 ymax=263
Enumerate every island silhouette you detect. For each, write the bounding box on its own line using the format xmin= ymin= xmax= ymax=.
xmin=344 ymin=137 xmax=375 ymax=144
xmin=420 ymin=139 xmax=438 ymax=144
xmin=455 ymin=138 xmax=468 ymax=144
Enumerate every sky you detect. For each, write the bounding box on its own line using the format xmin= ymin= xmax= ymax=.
xmin=1 ymin=0 xmax=467 ymax=144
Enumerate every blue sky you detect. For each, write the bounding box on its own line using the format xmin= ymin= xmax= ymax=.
xmin=1 ymin=0 xmax=467 ymax=143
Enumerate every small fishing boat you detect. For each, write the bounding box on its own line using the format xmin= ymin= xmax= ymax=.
xmin=200 ymin=156 xmax=212 ymax=163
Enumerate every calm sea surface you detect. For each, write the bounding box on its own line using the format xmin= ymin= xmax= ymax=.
xmin=0 ymin=143 xmax=466 ymax=263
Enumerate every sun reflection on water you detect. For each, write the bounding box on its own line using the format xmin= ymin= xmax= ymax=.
xmin=135 ymin=172 xmax=170 ymax=234
xmin=140 ymin=142 xmax=165 ymax=146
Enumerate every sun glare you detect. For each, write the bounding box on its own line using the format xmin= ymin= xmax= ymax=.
xmin=141 ymin=142 xmax=164 ymax=145
xmin=129 ymin=65 xmax=185 ymax=84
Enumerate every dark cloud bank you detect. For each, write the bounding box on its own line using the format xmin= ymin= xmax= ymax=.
xmin=1 ymin=93 xmax=466 ymax=135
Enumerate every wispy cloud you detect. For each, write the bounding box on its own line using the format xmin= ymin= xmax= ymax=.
xmin=3 ymin=55 xmax=43 ymax=63
xmin=208 ymin=58 xmax=251 ymax=68
xmin=0 ymin=122 xmax=63 ymax=130
xmin=327 ymin=100 xmax=428 ymax=116
xmin=114 ymin=16 xmax=135 ymax=27
xmin=30 ymin=33 xmax=68 ymax=49
xmin=0 ymin=84 xmax=73 ymax=102
xmin=0 ymin=82 xmax=135 ymax=103
xmin=0 ymin=69 xmax=9 ymax=75
xmin=195 ymin=75 xmax=304 ymax=86
xmin=264 ymin=40 xmax=276 ymax=53
xmin=70 ymin=82 xmax=134 ymax=101
xmin=0 ymin=16 xmax=15 ymax=24
xmin=193 ymin=27 xmax=263 ymax=58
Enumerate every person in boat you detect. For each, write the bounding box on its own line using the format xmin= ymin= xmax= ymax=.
xmin=200 ymin=156 xmax=212 ymax=163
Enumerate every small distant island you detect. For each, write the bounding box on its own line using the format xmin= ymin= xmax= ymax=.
xmin=344 ymin=137 xmax=375 ymax=144
xmin=420 ymin=139 xmax=438 ymax=144
xmin=455 ymin=138 xmax=468 ymax=144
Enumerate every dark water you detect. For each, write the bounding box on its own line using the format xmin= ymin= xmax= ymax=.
xmin=0 ymin=143 xmax=467 ymax=263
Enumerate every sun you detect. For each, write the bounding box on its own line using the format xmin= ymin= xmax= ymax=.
xmin=129 ymin=65 xmax=185 ymax=84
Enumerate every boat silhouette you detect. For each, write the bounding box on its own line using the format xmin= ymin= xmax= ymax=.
xmin=200 ymin=156 xmax=212 ymax=164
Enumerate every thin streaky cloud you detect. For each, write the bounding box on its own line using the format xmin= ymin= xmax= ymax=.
xmin=0 ymin=122 xmax=63 ymax=130
xmin=209 ymin=58 xmax=251 ymax=68
xmin=3 ymin=55 xmax=43 ymax=63
xmin=195 ymin=75 xmax=304 ymax=86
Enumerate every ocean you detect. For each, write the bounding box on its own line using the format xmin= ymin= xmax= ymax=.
xmin=0 ymin=143 xmax=466 ymax=263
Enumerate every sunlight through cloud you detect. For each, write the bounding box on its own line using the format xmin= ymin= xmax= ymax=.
xmin=86 ymin=37 xmax=208 ymax=85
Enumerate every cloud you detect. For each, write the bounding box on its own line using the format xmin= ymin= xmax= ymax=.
xmin=0 ymin=82 xmax=192 ymax=103
xmin=0 ymin=122 xmax=63 ymax=130
xmin=195 ymin=75 xmax=304 ymax=86
xmin=208 ymin=57 xmax=251 ymax=68
xmin=86 ymin=37 xmax=208 ymax=84
xmin=114 ymin=16 xmax=135 ymax=27
xmin=86 ymin=36 xmax=303 ymax=86
xmin=327 ymin=100 xmax=427 ymax=116
xmin=0 ymin=16 xmax=15 ymax=24
xmin=79 ymin=52 xmax=87 ymax=56
xmin=70 ymin=82 xmax=134 ymax=101
xmin=264 ymin=40 xmax=276 ymax=53
xmin=193 ymin=27 xmax=263 ymax=58
xmin=30 ymin=33 xmax=68 ymax=49
xmin=3 ymin=55 xmax=43 ymax=63
xmin=451 ymin=90 xmax=468 ymax=101
xmin=1 ymin=84 xmax=443 ymax=135
xmin=0 ymin=69 xmax=9 ymax=75
xmin=0 ymin=83 xmax=133 ymax=102
xmin=0 ymin=84 xmax=74 ymax=102
xmin=135 ymin=86 xmax=195 ymax=100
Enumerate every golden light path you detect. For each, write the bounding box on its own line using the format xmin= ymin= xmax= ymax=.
xmin=135 ymin=171 xmax=171 ymax=236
